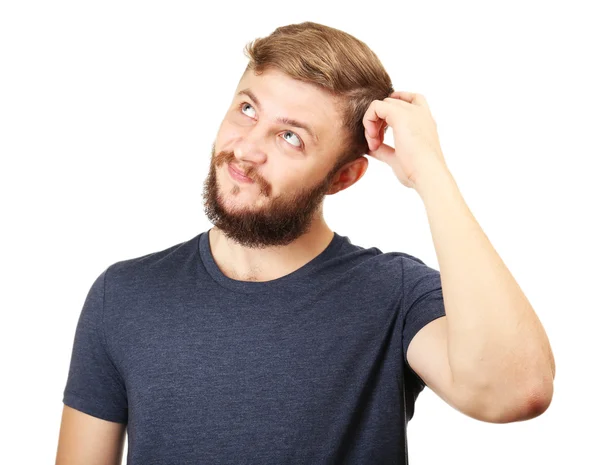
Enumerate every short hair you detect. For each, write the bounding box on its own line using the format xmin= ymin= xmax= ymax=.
xmin=243 ymin=21 xmax=394 ymax=174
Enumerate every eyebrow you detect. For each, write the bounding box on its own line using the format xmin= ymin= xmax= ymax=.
xmin=237 ymin=88 xmax=319 ymax=144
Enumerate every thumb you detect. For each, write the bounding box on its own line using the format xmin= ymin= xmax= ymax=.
xmin=367 ymin=141 xmax=396 ymax=163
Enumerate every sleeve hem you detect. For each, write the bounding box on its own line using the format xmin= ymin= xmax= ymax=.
xmin=403 ymin=311 xmax=447 ymax=388
xmin=399 ymin=256 xmax=447 ymax=390
xmin=403 ymin=302 xmax=446 ymax=363
xmin=63 ymin=390 xmax=128 ymax=424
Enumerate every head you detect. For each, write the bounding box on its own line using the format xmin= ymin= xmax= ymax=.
xmin=202 ymin=21 xmax=394 ymax=248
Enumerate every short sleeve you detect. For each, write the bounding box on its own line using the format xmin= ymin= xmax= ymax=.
xmin=62 ymin=267 xmax=128 ymax=424
xmin=401 ymin=253 xmax=446 ymax=387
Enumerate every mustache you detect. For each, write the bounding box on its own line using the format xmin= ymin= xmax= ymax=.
xmin=214 ymin=149 xmax=269 ymax=193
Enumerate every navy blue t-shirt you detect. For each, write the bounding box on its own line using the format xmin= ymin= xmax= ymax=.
xmin=62 ymin=229 xmax=446 ymax=464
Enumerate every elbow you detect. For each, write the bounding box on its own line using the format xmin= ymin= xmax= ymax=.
xmin=490 ymin=377 xmax=555 ymax=424
xmin=494 ymin=354 xmax=556 ymax=423
xmin=521 ymin=378 xmax=554 ymax=420
xmin=523 ymin=361 xmax=555 ymax=419
xmin=451 ymin=358 xmax=556 ymax=424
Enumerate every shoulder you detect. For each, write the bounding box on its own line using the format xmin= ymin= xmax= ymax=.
xmin=98 ymin=233 xmax=200 ymax=309
xmin=107 ymin=233 xmax=199 ymax=281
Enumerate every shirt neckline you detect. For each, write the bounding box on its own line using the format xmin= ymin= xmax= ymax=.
xmin=197 ymin=228 xmax=345 ymax=294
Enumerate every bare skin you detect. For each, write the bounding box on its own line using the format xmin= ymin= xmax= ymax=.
xmin=55 ymin=405 xmax=126 ymax=465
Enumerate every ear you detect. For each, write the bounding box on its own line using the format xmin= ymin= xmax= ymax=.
xmin=327 ymin=156 xmax=369 ymax=195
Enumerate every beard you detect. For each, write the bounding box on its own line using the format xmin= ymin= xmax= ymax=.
xmin=202 ymin=143 xmax=339 ymax=249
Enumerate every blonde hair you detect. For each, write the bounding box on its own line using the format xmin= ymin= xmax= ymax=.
xmin=243 ymin=21 xmax=394 ymax=173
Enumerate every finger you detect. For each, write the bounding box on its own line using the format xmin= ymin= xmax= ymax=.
xmin=365 ymin=129 xmax=378 ymax=152
xmin=377 ymin=120 xmax=386 ymax=147
xmin=387 ymin=91 xmax=430 ymax=111
xmin=363 ymin=100 xmax=392 ymax=130
xmin=363 ymin=112 xmax=380 ymax=140
xmin=365 ymin=117 xmax=387 ymax=151
xmin=384 ymin=96 xmax=412 ymax=107
xmin=363 ymin=100 xmax=393 ymax=138
xmin=366 ymin=140 xmax=396 ymax=161
xmin=389 ymin=91 xmax=417 ymax=103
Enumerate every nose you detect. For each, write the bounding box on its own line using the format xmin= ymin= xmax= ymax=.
xmin=233 ymin=125 xmax=268 ymax=165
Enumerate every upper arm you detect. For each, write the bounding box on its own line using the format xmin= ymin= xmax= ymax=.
xmin=406 ymin=316 xmax=457 ymax=405
xmin=400 ymin=253 xmax=453 ymax=401
xmin=55 ymin=404 xmax=126 ymax=465
xmin=406 ymin=316 xmax=490 ymax=420
xmin=58 ymin=266 xmax=129 ymax=464
xmin=400 ymin=255 xmax=539 ymax=423
xmin=62 ymin=267 xmax=128 ymax=422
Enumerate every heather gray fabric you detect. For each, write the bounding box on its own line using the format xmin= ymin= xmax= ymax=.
xmin=62 ymin=229 xmax=446 ymax=464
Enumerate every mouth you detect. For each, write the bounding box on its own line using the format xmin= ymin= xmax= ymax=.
xmin=228 ymin=163 xmax=254 ymax=183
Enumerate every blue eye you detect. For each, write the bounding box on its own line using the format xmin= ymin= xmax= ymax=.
xmin=240 ymin=102 xmax=256 ymax=118
xmin=238 ymin=102 xmax=304 ymax=150
xmin=281 ymin=131 xmax=302 ymax=148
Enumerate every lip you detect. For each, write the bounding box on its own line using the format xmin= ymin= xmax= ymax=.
xmin=228 ymin=163 xmax=254 ymax=183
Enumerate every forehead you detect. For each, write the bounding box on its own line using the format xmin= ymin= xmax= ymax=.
xmin=234 ymin=68 xmax=343 ymax=143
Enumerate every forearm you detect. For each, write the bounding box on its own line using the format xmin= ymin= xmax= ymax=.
xmin=414 ymin=162 xmax=555 ymax=406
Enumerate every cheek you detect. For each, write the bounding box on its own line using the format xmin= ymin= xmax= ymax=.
xmin=215 ymin=120 xmax=240 ymax=147
xmin=273 ymin=166 xmax=306 ymax=192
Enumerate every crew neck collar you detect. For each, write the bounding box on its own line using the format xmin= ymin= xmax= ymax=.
xmin=197 ymin=228 xmax=346 ymax=294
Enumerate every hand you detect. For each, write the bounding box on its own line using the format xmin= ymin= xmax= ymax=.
xmin=363 ymin=91 xmax=448 ymax=189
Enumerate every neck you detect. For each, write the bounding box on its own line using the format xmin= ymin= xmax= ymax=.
xmin=208 ymin=219 xmax=334 ymax=282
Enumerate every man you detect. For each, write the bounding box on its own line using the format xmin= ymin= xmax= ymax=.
xmin=56 ymin=21 xmax=555 ymax=465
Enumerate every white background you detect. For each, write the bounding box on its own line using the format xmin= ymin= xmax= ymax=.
xmin=1 ymin=0 xmax=598 ymax=463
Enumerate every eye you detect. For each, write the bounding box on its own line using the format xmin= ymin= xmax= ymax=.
xmin=281 ymin=130 xmax=303 ymax=148
xmin=240 ymin=102 xmax=256 ymax=118
xmin=238 ymin=102 xmax=304 ymax=150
